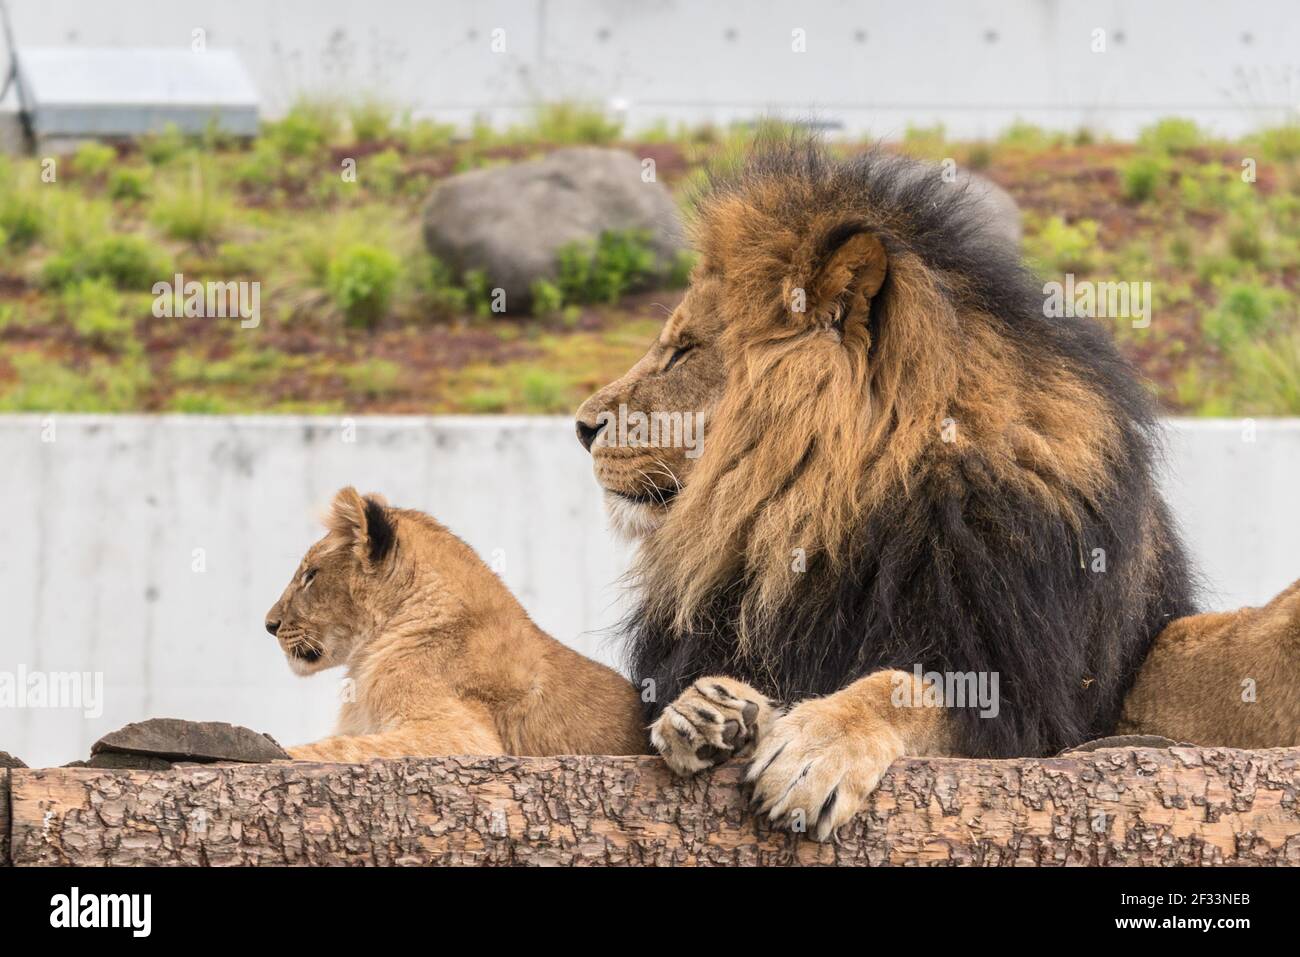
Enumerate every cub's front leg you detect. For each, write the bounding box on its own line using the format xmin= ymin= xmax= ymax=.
xmin=747 ymin=669 xmax=954 ymax=842
xmin=650 ymin=677 xmax=782 ymax=774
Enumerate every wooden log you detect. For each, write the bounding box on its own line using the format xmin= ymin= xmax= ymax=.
xmin=7 ymin=749 xmax=1300 ymax=866
xmin=1 ymin=769 xmax=9 ymax=868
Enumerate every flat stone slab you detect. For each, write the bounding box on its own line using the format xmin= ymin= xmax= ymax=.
xmin=91 ymin=719 xmax=289 ymax=764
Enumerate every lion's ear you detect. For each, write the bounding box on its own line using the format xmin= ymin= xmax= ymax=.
xmin=786 ymin=226 xmax=888 ymax=332
xmin=327 ymin=487 xmax=395 ymax=565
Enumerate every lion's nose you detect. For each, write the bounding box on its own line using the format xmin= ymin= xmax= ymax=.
xmin=575 ymin=417 xmax=605 ymax=452
xmin=265 ymin=619 xmax=281 ymax=636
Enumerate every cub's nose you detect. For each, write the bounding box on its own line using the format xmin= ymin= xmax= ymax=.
xmin=265 ymin=619 xmax=281 ymax=636
xmin=575 ymin=417 xmax=605 ymax=452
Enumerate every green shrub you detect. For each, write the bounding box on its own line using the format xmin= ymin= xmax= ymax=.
xmin=61 ymin=278 xmax=135 ymax=349
xmin=519 ymin=369 xmax=569 ymax=412
xmin=95 ymin=235 xmax=170 ymax=287
xmin=140 ymin=124 xmax=187 ymax=165
xmin=402 ymin=118 xmax=457 ymax=153
xmin=72 ymin=141 xmax=118 ymax=179
xmin=107 ymin=166 xmax=151 ymax=201
xmin=529 ymin=278 xmax=564 ymax=315
xmin=1121 ymin=154 xmax=1165 ymax=202
xmin=1138 ymin=117 xmax=1202 ymax=154
xmin=1221 ymin=333 xmax=1300 ymax=414
xmin=42 ymin=233 xmax=170 ymax=291
xmin=0 ymin=191 xmax=43 ymax=248
xmin=557 ymin=230 xmax=659 ymax=304
xmin=327 ymin=244 xmax=401 ymax=326
xmin=233 ymin=140 xmax=286 ymax=191
xmin=1250 ymin=124 xmax=1300 ymax=162
xmin=168 ymin=390 xmax=233 ymax=413
xmin=341 ymin=358 xmax=402 ymax=397
xmin=462 ymin=387 xmax=511 ymax=413
xmin=209 ymin=241 xmax=262 ymax=276
xmin=265 ymin=100 xmax=340 ymax=157
xmin=901 ymin=123 xmax=946 ymax=159
xmin=0 ymin=352 xmax=149 ymax=412
xmin=461 ymin=269 xmax=496 ymax=317
xmin=525 ymin=102 xmax=622 ymax=145
xmin=1202 ymin=283 xmax=1287 ymax=349
xmin=1026 ymin=216 xmax=1099 ymax=274
xmin=348 ymin=99 xmax=396 ymax=143
xmin=362 ymin=148 xmax=404 ymax=197
xmin=1226 ymin=214 xmax=1266 ymax=264
xmin=998 ymin=121 xmax=1053 ymax=150
xmin=152 ymin=159 xmax=230 ymax=243
xmin=171 ymin=349 xmax=284 ymax=387
xmin=417 ymin=254 xmax=470 ymax=313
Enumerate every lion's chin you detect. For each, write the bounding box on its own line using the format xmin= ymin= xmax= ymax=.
xmin=286 ymin=651 xmax=330 ymax=677
xmin=603 ymin=490 xmax=670 ymax=541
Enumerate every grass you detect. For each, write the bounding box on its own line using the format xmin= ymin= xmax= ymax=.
xmin=151 ymin=157 xmax=231 ymax=243
xmin=327 ymin=244 xmax=402 ymax=327
xmin=1 ymin=108 xmax=1298 ymax=415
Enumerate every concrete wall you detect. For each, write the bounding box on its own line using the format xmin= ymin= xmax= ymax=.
xmin=2 ymin=0 xmax=1297 ymax=139
xmin=1 ymin=414 xmax=1298 ymax=768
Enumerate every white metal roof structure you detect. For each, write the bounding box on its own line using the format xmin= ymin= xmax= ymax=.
xmin=12 ymin=47 xmax=259 ymax=139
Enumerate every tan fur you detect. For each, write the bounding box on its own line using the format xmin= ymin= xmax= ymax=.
xmin=572 ymin=169 xmax=1128 ymax=839
xmin=267 ymin=488 xmax=647 ymax=762
xmin=579 ymin=199 xmax=1120 ymax=653
xmin=747 ymin=670 xmax=954 ymax=842
xmin=1118 ymin=579 xmax=1300 ymax=747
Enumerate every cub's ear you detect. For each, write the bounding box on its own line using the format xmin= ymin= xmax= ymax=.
xmin=327 ymin=486 xmax=395 ymax=565
xmin=784 ymin=224 xmax=888 ymax=334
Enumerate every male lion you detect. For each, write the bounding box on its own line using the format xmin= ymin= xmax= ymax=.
xmin=574 ymin=140 xmax=1208 ymax=841
xmin=266 ymin=487 xmax=646 ymax=760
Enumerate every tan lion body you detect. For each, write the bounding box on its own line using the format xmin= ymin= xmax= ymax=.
xmin=1118 ymin=580 xmax=1300 ymax=748
xmin=267 ymin=488 xmax=647 ymax=762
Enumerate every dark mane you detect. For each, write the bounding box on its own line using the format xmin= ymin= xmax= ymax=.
xmin=627 ymin=138 xmax=1198 ymax=759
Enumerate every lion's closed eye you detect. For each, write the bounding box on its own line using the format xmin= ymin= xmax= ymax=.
xmin=663 ymin=344 xmax=694 ymax=373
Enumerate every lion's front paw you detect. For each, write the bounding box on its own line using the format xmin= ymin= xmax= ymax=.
xmin=746 ymin=695 xmax=905 ymax=842
xmin=650 ymin=677 xmax=780 ymax=776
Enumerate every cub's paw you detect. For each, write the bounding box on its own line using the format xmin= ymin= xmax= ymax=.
xmin=746 ymin=694 xmax=905 ymax=843
xmin=651 ymin=677 xmax=780 ymax=776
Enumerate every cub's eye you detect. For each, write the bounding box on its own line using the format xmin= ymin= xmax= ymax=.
xmin=663 ymin=345 xmax=694 ymax=373
xmin=302 ymin=568 xmax=317 ymax=586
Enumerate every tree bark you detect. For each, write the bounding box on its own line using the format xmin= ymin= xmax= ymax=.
xmin=6 ymin=749 xmax=1300 ymax=866
xmin=1 ymin=769 xmax=9 ymax=868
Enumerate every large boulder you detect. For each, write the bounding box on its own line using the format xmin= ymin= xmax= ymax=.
xmin=422 ymin=147 xmax=686 ymax=309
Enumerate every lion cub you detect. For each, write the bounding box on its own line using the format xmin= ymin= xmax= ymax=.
xmin=1118 ymin=578 xmax=1300 ymax=748
xmin=266 ymin=487 xmax=648 ymax=761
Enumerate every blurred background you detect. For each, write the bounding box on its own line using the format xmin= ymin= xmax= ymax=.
xmin=1 ymin=0 xmax=1298 ymax=766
